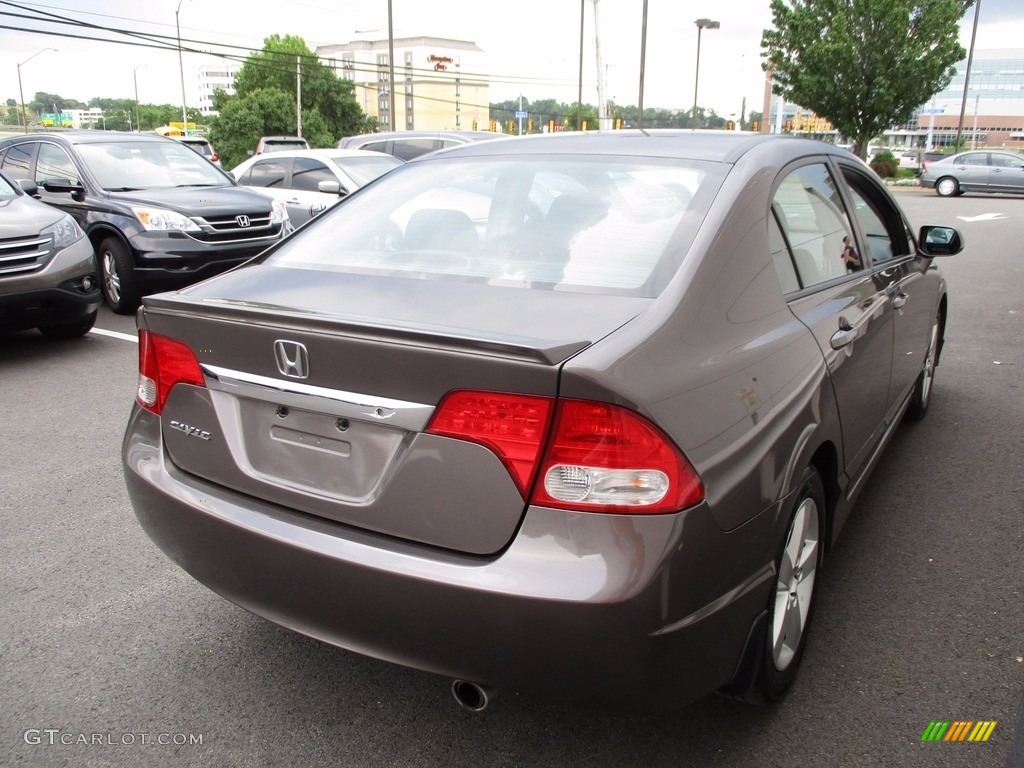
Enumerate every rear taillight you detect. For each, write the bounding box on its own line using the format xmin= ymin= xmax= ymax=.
xmin=136 ymin=330 xmax=205 ymax=414
xmin=210 ymin=152 xmax=219 ymax=163
xmin=427 ymin=391 xmax=704 ymax=514
xmin=427 ymin=391 xmax=554 ymax=495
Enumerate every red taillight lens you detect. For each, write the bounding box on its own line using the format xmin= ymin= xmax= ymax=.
xmin=532 ymin=399 xmax=704 ymax=514
xmin=427 ymin=391 xmax=554 ymax=495
xmin=136 ymin=330 xmax=206 ymax=414
xmin=427 ymin=390 xmax=704 ymax=514
xmin=211 ymin=152 xmax=220 ymax=162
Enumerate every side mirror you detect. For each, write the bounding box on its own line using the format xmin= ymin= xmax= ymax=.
xmin=918 ymin=225 xmax=963 ymax=257
xmin=17 ymin=178 xmax=39 ymax=196
xmin=317 ymin=180 xmax=342 ymax=195
xmin=41 ymin=177 xmax=83 ymax=195
xmin=246 ymin=149 xmax=255 ymax=157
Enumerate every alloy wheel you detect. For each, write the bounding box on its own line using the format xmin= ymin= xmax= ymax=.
xmin=772 ymin=496 xmax=820 ymax=671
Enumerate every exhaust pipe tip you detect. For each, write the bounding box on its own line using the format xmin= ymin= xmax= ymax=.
xmin=451 ymin=679 xmax=497 ymax=713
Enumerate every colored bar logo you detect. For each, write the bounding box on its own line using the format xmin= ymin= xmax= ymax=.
xmin=921 ymin=721 xmax=997 ymax=742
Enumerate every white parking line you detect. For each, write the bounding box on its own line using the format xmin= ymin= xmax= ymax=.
xmin=90 ymin=327 xmax=138 ymax=343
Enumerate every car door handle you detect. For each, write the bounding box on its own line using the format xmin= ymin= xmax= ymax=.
xmin=827 ymin=325 xmax=860 ymax=348
xmin=892 ymin=292 xmax=908 ymax=310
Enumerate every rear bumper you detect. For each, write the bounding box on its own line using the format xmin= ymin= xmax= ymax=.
xmin=123 ymin=406 xmax=779 ymax=710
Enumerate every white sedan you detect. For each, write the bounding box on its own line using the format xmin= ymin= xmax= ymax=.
xmin=230 ymin=149 xmax=404 ymax=228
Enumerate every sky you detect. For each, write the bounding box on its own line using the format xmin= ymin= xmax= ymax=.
xmin=1 ymin=0 xmax=1023 ymax=120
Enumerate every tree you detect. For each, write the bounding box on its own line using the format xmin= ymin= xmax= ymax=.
xmin=761 ymin=0 xmax=972 ymax=158
xmin=208 ymin=34 xmax=364 ymax=167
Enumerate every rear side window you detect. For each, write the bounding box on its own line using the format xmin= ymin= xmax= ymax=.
xmin=242 ymin=159 xmax=288 ymax=189
xmin=771 ymin=163 xmax=856 ymax=289
xmin=391 ymin=139 xmax=439 ymax=161
xmin=267 ymin=155 xmax=726 ymax=298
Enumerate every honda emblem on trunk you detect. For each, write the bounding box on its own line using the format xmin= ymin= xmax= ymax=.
xmin=274 ymin=340 xmax=309 ymax=379
xmin=236 ymin=215 xmax=251 ymax=227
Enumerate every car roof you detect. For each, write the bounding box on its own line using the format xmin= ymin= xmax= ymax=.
xmin=342 ymin=130 xmax=505 ymax=143
xmin=409 ymin=130 xmax=835 ymax=165
xmin=0 ymin=130 xmax=173 ymax=146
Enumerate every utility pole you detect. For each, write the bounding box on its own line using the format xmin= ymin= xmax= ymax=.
xmin=590 ymin=0 xmax=608 ymax=130
xmin=296 ymin=56 xmax=302 ymax=138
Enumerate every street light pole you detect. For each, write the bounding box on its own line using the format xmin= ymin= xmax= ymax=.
xmin=692 ymin=18 xmax=719 ymax=130
xmin=133 ymin=65 xmax=146 ymax=133
xmin=175 ymin=0 xmax=189 ymax=132
xmin=17 ymin=47 xmax=58 ymax=133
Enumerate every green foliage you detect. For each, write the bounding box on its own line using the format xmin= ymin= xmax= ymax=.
xmin=208 ymin=34 xmax=365 ymax=169
xmin=762 ymin=0 xmax=972 ymax=158
xmin=869 ymin=149 xmax=899 ymax=177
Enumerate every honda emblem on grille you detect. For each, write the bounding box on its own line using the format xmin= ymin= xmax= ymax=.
xmin=274 ymin=340 xmax=309 ymax=379
xmin=236 ymin=215 xmax=251 ymax=227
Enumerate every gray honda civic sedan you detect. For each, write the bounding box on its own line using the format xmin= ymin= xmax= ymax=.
xmin=122 ymin=131 xmax=962 ymax=711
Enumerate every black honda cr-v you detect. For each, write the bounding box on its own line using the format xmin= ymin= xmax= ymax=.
xmin=0 ymin=131 xmax=289 ymax=313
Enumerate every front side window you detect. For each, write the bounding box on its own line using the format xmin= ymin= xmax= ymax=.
xmin=291 ymin=158 xmax=334 ymax=192
xmin=840 ymin=166 xmax=913 ymax=264
xmin=267 ymin=156 xmax=724 ymax=298
xmin=36 ymin=143 xmax=80 ymax=185
xmin=0 ymin=143 xmax=34 ymax=181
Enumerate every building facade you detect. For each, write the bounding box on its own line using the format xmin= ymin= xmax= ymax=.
xmin=197 ymin=62 xmax=241 ymax=116
xmin=316 ymin=36 xmax=489 ymax=132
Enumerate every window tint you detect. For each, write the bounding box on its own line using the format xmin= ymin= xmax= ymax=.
xmin=291 ymin=158 xmax=335 ymax=192
xmin=359 ymin=141 xmax=390 ymax=154
xmin=1 ymin=143 xmax=35 ymax=181
xmin=771 ymin=163 xmax=855 ymax=289
xmin=990 ymin=153 xmax=1023 ymax=168
xmin=769 ymin=211 xmax=800 ymax=293
xmin=391 ymin=138 xmax=438 ymax=161
xmin=268 ymin=156 xmax=726 ymax=298
xmin=36 ymin=143 xmax=80 ymax=185
xmin=959 ymin=153 xmax=987 ymax=166
xmin=245 ymin=159 xmax=288 ymax=189
xmin=840 ymin=166 xmax=913 ymax=263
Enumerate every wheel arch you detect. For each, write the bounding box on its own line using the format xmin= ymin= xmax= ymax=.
xmin=88 ymin=225 xmax=135 ymax=262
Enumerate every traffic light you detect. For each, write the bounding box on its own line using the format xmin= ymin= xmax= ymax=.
xmin=549 ymin=119 xmax=555 ymax=133
xmin=472 ymin=119 xmax=478 ymax=131
xmin=528 ymin=118 xmax=534 ymax=133
xmin=752 ymin=121 xmax=759 ymax=132
xmin=614 ymin=117 xmax=622 ymax=129
xmin=506 ymin=119 xmax=514 ymax=134
xmin=489 ymin=119 xmax=497 ymax=132
xmin=581 ymin=120 xmax=587 ymax=131
xmin=726 ymin=121 xmax=734 ymax=131
xmin=785 ymin=119 xmax=793 ymax=132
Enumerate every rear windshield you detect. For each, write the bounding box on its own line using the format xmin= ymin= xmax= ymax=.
xmin=267 ymin=155 xmax=725 ymax=298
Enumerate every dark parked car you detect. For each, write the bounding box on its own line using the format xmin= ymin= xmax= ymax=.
xmin=919 ymin=149 xmax=1024 ymax=195
xmin=0 ymin=171 xmax=101 ymax=338
xmin=338 ymin=130 xmax=506 ymax=160
xmin=122 ymin=132 xmax=962 ymax=712
xmin=0 ymin=131 xmax=289 ymax=313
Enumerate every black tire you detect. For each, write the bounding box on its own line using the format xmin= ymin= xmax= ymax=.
xmin=935 ymin=176 xmax=959 ymax=197
xmin=740 ymin=466 xmax=825 ymax=705
xmin=904 ymin=310 xmax=941 ymax=422
xmin=98 ymin=236 xmax=141 ymax=315
xmin=38 ymin=310 xmax=97 ymax=339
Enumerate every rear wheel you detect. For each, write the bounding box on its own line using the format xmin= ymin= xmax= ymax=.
xmin=905 ymin=310 xmax=940 ymax=421
xmin=98 ymin=236 xmax=141 ymax=315
xmin=739 ymin=466 xmax=824 ymax=704
xmin=935 ymin=176 xmax=959 ymax=197
xmin=38 ymin=310 xmax=97 ymax=339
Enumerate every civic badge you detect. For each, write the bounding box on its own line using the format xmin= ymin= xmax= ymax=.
xmin=274 ymin=339 xmax=309 ymax=379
